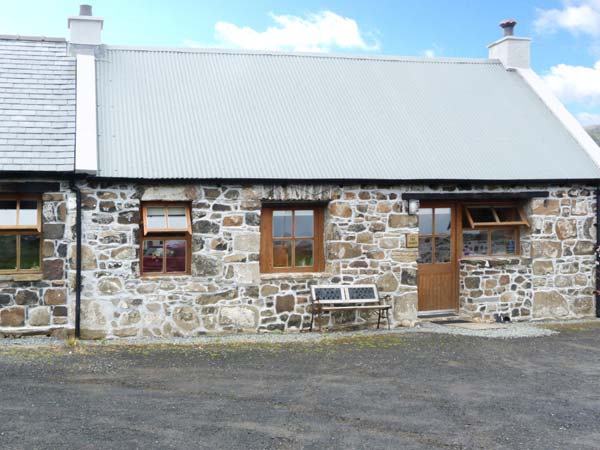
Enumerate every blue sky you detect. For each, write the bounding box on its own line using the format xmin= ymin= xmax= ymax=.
xmin=2 ymin=0 xmax=600 ymax=125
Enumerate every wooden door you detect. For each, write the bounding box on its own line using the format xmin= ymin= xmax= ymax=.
xmin=417 ymin=203 xmax=458 ymax=314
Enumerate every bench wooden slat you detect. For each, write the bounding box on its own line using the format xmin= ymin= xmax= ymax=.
xmin=315 ymin=299 xmax=380 ymax=305
xmin=320 ymin=305 xmax=391 ymax=311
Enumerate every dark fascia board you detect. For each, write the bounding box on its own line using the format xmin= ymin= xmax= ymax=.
xmin=401 ymin=191 xmax=550 ymax=200
xmin=88 ymin=176 xmax=600 ymax=186
xmin=0 ymin=182 xmax=61 ymax=193
xmin=0 ymin=171 xmax=75 ymax=179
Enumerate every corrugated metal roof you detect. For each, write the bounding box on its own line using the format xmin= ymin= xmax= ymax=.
xmin=0 ymin=37 xmax=75 ymax=172
xmin=96 ymin=46 xmax=600 ymax=180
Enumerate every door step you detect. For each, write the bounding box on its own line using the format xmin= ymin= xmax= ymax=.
xmin=417 ymin=309 xmax=458 ymax=318
xmin=430 ymin=319 xmax=471 ymax=325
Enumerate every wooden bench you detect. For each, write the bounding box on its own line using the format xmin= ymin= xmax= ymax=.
xmin=309 ymin=284 xmax=392 ymax=331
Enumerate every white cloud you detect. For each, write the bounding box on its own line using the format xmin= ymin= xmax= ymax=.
xmin=421 ymin=44 xmax=442 ymax=58
xmin=186 ymin=11 xmax=379 ymax=53
xmin=534 ymin=1 xmax=600 ymax=37
xmin=578 ymin=111 xmax=600 ymax=125
xmin=542 ymin=60 xmax=600 ymax=104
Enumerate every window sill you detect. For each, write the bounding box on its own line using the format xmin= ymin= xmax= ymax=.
xmin=260 ymin=272 xmax=330 ymax=281
xmin=460 ymin=255 xmax=521 ymax=260
xmin=140 ymin=273 xmax=191 ymax=279
xmin=0 ymin=273 xmax=43 ymax=282
xmin=459 ymin=256 xmax=526 ymax=265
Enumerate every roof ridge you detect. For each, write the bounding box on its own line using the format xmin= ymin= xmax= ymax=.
xmin=104 ymin=44 xmax=499 ymax=65
xmin=0 ymin=34 xmax=66 ymax=43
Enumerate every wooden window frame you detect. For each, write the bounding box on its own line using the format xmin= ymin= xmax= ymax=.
xmin=0 ymin=194 xmax=43 ymax=274
xmin=140 ymin=202 xmax=192 ymax=276
xmin=260 ymin=204 xmax=325 ymax=273
xmin=464 ymin=202 xmax=528 ymax=228
xmin=141 ymin=202 xmax=192 ymax=235
xmin=460 ymin=202 xmax=526 ymax=258
xmin=416 ymin=205 xmax=455 ymax=265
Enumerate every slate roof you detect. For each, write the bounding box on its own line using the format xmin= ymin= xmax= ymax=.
xmin=0 ymin=36 xmax=76 ymax=172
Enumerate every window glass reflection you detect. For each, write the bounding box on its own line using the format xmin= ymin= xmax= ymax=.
xmin=19 ymin=201 xmax=38 ymax=226
xmin=0 ymin=201 xmax=17 ymax=226
xmin=273 ymin=240 xmax=292 ymax=267
xmin=294 ymin=210 xmax=314 ymax=238
xmin=434 ymin=208 xmax=451 ymax=234
xmin=463 ymin=230 xmax=488 ymax=256
xmin=419 ymin=208 xmax=433 ymax=235
xmin=273 ymin=211 xmax=292 ymax=238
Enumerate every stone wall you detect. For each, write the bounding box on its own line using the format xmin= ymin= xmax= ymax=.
xmin=0 ymin=180 xmax=74 ymax=336
xmin=3 ymin=181 xmax=584 ymax=339
xmin=459 ymin=186 xmax=596 ymax=321
xmin=460 ymin=258 xmax=533 ymax=321
xmin=77 ymin=182 xmax=419 ymax=338
xmin=0 ymin=181 xmax=594 ymax=338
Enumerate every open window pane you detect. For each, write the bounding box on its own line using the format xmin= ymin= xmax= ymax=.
xmin=146 ymin=207 xmax=167 ymax=229
xmin=294 ymin=210 xmax=314 ymax=238
xmin=434 ymin=208 xmax=451 ymax=234
xmin=0 ymin=201 xmax=17 ymax=226
xmin=435 ymin=236 xmax=451 ymax=263
xmin=19 ymin=201 xmax=38 ymax=226
xmin=495 ymin=207 xmax=517 ymax=222
xmin=462 ymin=230 xmax=488 ymax=256
xmin=165 ymin=240 xmax=186 ymax=272
xmin=418 ymin=236 xmax=433 ymax=264
xmin=418 ymin=208 xmax=433 ymax=235
xmin=168 ymin=207 xmax=187 ymax=229
xmin=273 ymin=211 xmax=292 ymax=238
xmin=19 ymin=235 xmax=40 ymax=270
xmin=462 ymin=209 xmax=472 ymax=229
xmin=0 ymin=235 xmax=17 ymax=270
xmin=494 ymin=207 xmax=527 ymax=225
xmin=467 ymin=207 xmax=496 ymax=224
xmin=491 ymin=229 xmax=517 ymax=255
xmin=142 ymin=240 xmax=164 ymax=273
xmin=273 ymin=240 xmax=292 ymax=267
xmin=295 ymin=240 xmax=313 ymax=267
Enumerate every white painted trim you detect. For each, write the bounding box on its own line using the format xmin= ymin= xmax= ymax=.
xmin=75 ymin=54 xmax=98 ymax=174
xmin=486 ymin=36 xmax=531 ymax=49
xmin=68 ymin=16 xmax=104 ymax=46
xmin=517 ymin=68 xmax=600 ymax=169
xmin=487 ymin=36 xmax=531 ymax=69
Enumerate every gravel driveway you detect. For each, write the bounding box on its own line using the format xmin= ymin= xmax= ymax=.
xmin=1 ymin=321 xmax=599 ymax=450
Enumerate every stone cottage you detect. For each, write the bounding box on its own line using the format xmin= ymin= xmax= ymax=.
xmin=0 ymin=7 xmax=599 ymax=338
xmin=0 ymin=35 xmax=77 ymax=336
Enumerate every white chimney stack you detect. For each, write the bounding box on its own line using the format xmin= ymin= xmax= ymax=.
xmin=68 ymin=5 xmax=100 ymax=174
xmin=487 ymin=19 xmax=530 ymax=69
xmin=68 ymin=4 xmax=103 ymax=46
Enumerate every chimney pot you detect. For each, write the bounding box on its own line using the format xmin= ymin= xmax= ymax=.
xmin=79 ymin=4 xmax=93 ymax=16
xmin=500 ymin=19 xmax=517 ymax=37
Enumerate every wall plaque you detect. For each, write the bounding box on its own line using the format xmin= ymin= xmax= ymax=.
xmin=406 ymin=234 xmax=419 ymax=248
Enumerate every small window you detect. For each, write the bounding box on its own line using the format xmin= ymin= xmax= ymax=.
xmin=464 ymin=204 xmax=528 ymax=228
xmin=141 ymin=203 xmax=191 ymax=275
xmin=260 ymin=205 xmax=324 ymax=273
xmin=142 ymin=204 xmax=191 ymax=235
xmin=0 ymin=196 xmax=42 ymax=273
xmin=462 ymin=202 xmax=525 ymax=257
